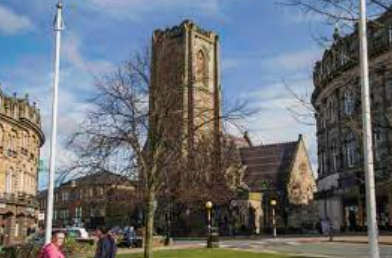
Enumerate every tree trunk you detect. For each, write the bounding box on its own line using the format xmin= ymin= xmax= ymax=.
xmin=144 ymin=188 xmax=155 ymax=258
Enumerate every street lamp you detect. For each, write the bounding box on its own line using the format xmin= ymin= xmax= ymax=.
xmin=164 ymin=209 xmax=171 ymax=246
xmin=270 ymin=199 xmax=277 ymax=238
xmin=205 ymin=201 xmax=213 ymax=248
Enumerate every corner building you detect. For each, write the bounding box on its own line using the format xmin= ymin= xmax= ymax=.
xmin=0 ymin=88 xmax=44 ymax=244
xmin=313 ymin=12 xmax=392 ymax=231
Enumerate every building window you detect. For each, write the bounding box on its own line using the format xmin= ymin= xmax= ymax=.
xmin=195 ymin=49 xmax=208 ymax=85
xmin=344 ymin=89 xmax=355 ymax=116
xmin=0 ymin=126 xmax=3 ymax=147
xmin=388 ymin=27 xmax=392 ymax=43
xmin=319 ymin=151 xmax=326 ymax=176
xmin=374 ymin=130 xmax=384 ymax=162
xmin=346 ymin=132 xmax=357 ymax=168
xmin=339 ymin=49 xmax=347 ymax=66
xmin=75 ymin=207 xmax=83 ymax=218
xmin=62 ymin=191 xmax=69 ymax=201
xmin=15 ymin=222 xmax=19 ymax=237
xmin=331 ymin=140 xmax=338 ymax=172
xmin=327 ymin=99 xmax=335 ymax=122
xmin=6 ymin=170 xmax=13 ymax=194
xmin=98 ymin=187 xmax=104 ymax=196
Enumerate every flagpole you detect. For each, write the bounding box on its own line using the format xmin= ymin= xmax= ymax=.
xmin=45 ymin=2 xmax=64 ymax=245
xmin=358 ymin=0 xmax=380 ymax=257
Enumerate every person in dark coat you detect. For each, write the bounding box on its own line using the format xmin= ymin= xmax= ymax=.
xmin=94 ymin=226 xmax=117 ymax=258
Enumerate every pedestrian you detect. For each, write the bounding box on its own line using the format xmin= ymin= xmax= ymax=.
xmin=38 ymin=230 xmax=66 ymax=258
xmin=94 ymin=226 xmax=117 ymax=258
xmin=124 ymin=226 xmax=136 ymax=248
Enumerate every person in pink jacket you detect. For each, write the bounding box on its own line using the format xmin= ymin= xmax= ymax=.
xmin=38 ymin=230 xmax=66 ymax=258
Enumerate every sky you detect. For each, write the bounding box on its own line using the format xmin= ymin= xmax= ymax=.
xmin=0 ymin=0 xmax=333 ymax=188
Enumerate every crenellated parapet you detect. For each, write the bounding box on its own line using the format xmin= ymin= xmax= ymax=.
xmin=153 ymin=19 xmax=218 ymax=43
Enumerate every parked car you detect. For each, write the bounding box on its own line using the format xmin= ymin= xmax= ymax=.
xmin=66 ymin=227 xmax=89 ymax=239
xmin=110 ymin=226 xmax=124 ymax=236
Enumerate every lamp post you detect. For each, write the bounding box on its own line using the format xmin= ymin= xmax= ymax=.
xmin=358 ymin=0 xmax=380 ymax=257
xmin=164 ymin=205 xmax=171 ymax=246
xmin=205 ymin=201 xmax=213 ymax=248
xmin=270 ymin=199 xmax=277 ymax=239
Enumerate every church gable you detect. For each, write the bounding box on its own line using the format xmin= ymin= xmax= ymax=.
xmin=287 ymin=136 xmax=317 ymax=205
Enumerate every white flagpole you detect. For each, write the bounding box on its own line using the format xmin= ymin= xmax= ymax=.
xmin=45 ymin=2 xmax=64 ymax=245
xmin=358 ymin=0 xmax=380 ymax=257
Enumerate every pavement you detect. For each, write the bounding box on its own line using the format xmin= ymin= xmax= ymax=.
xmin=115 ymin=235 xmax=392 ymax=257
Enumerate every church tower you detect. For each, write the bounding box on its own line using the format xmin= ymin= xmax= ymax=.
xmin=151 ymin=20 xmax=221 ymax=161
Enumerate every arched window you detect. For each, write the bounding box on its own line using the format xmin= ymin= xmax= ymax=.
xmin=7 ymin=131 xmax=18 ymax=154
xmin=346 ymin=132 xmax=357 ymax=168
xmin=195 ymin=49 xmax=208 ymax=85
xmin=344 ymin=89 xmax=355 ymax=115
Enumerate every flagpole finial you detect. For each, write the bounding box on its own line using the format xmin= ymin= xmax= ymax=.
xmin=54 ymin=1 xmax=65 ymax=31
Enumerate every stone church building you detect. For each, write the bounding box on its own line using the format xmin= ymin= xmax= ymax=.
xmin=149 ymin=20 xmax=318 ymax=236
xmin=232 ymin=135 xmax=317 ymax=234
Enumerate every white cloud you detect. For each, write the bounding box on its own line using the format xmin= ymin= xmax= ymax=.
xmin=63 ymin=33 xmax=116 ymax=76
xmin=261 ymin=48 xmax=321 ymax=72
xmin=0 ymin=3 xmax=33 ymax=35
xmin=242 ymin=79 xmax=318 ymax=173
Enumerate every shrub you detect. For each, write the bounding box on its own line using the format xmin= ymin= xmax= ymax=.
xmin=0 ymin=237 xmax=94 ymax=258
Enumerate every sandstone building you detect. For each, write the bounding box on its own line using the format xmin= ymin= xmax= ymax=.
xmin=0 ymin=87 xmax=44 ymax=244
xmin=313 ymin=11 xmax=392 ymax=231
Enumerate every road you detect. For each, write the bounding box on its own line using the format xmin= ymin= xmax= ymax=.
xmin=174 ymin=238 xmax=392 ymax=257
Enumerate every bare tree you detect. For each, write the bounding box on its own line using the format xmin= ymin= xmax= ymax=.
xmin=281 ymin=0 xmax=392 ymax=23
xmin=68 ymin=44 xmax=252 ymax=257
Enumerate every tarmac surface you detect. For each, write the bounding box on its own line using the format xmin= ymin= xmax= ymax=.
xmin=117 ymin=235 xmax=392 ymax=257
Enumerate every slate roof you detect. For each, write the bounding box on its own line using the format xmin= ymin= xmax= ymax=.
xmin=239 ymin=140 xmax=299 ymax=192
xmin=61 ymin=171 xmax=134 ymax=187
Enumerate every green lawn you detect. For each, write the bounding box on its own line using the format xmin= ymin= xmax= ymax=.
xmin=116 ymin=249 xmax=310 ymax=258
